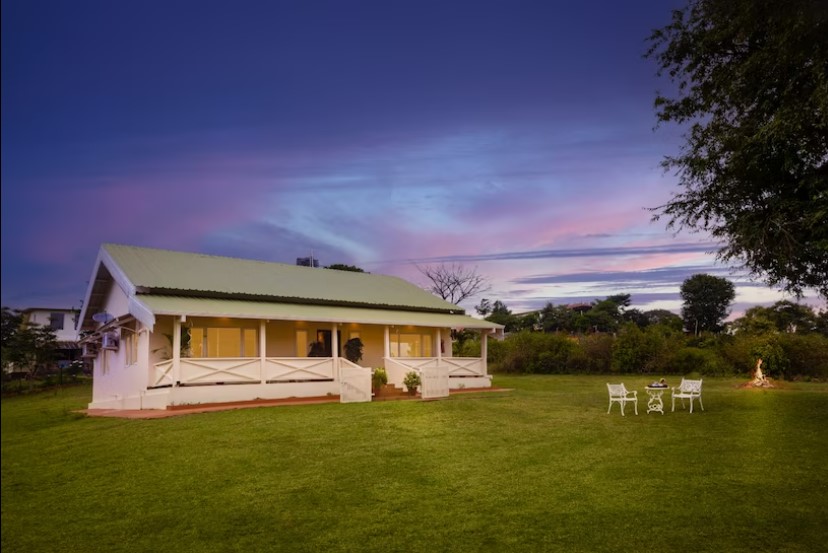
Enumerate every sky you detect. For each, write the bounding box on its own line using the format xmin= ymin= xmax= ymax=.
xmin=1 ymin=0 xmax=824 ymax=318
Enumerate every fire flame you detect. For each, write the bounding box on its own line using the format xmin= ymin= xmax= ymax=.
xmin=753 ymin=358 xmax=767 ymax=385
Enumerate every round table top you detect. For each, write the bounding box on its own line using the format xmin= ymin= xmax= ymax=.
xmin=645 ymin=386 xmax=668 ymax=390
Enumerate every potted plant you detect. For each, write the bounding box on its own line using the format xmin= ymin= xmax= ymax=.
xmin=344 ymin=337 xmax=364 ymax=364
xmin=403 ymin=371 xmax=421 ymax=395
xmin=372 ymin=367 xmax=388 ymax=394
xmin=308 ymin=341 xmax=326 ymax=357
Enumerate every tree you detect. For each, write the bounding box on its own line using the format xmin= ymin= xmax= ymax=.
xmin=1 ymin=307 xmax=23 ymax=373
xmin=622 ymin=308 xmax=650 ymax=328
xmin=731 ymin=306 xmax=777 ymax=335
xmin=647 ymin=0 xmax=828 ymax=298
xmin=643 ymin=309 xmax=684 ymax=332
xmin=417 ymin=263 xmax=490 ymax=306
xmin=540 ymin=303 xmax=576 ymax=333
xmin=732 ymin=301 xmax=817 ymax=334
xmin=475 ymin=298 xmax=492 ymax=317
xmin=767 ymin=300 xmax=818 ymax=333
xmin=680 ymin=274 xmax=736 ymax=334
xmin=1 ymin=307 xmax=59 ymax=380
xmin=325 ymin=264 xmax=365 ymax=272
xmin=485 ymin=300 xmax=518 ymax=332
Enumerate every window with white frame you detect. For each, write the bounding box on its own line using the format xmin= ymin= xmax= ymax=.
xmin=124 ymin=331 xmax=138 ymax=366
xmin=189 ymin=327 xmax=258 ymax=358
xmin=390 ymin=331 xmax=433 ymax=357
xmin=49 ymin=312 xmax=64 ymax=331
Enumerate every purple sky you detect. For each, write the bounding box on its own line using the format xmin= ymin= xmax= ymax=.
xmin=1 ymin=0 xmax=823 ymax=317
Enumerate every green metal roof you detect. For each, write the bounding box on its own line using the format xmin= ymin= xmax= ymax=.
xmin=102 ymin=244 xmax=461 ymax=313
xmin=138 ymin=295 xmax=503 ymax=330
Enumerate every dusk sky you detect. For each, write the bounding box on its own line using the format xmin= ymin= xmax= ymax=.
xmin=2 ymin=0 xmax=823 ymax=317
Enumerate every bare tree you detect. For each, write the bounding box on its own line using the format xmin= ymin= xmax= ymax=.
xmin=417 ymin=263 xmax=490 ymax=306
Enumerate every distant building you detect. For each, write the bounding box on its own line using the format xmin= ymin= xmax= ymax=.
xmin=296 ymin=256 xmax=320 ymax=267
xmin=20 ymin=307 xmax=81 ymax=369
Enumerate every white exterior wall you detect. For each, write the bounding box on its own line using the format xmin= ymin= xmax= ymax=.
xmin=89 ymin=284 xmax=148 ymax=409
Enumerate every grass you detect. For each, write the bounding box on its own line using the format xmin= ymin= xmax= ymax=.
xmin=2 ymin=375 xmax=827 ymax=552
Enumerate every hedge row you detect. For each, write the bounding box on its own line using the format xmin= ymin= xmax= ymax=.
xmin=475 ymin=325 xmax=828 ymax=380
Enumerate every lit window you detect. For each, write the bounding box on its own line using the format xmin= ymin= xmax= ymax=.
xmin=190 ymin=327 xmax=258 ymax=358
xmin=295 ymin=330 xmax=308 ymax=357
xmin=390 ymin=331 xmax=433 ymax=357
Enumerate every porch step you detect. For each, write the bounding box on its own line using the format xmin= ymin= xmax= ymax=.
xmin=373 ymin=384 xmax=418 ymax=401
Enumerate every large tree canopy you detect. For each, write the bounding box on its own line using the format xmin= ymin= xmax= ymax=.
xmin=647 ymin=0 xmax=828 ymax=298
xmin=680 ymin=273 xmax=736 ymax=334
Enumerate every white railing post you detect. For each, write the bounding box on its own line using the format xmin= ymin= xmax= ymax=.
xmin=481 ymin=330 xmax=489 ymax=374
xmin=332 ymin=323 xmax=339 ymax=380
xmin=436 ymin=329 xmax=442 ymax=362
xmin=384 ymin=326 xmax=391 ymax=358
xmin=260 ymin=320 xmax=267 ymax=384
xmin=172 ymin=317 xmax=181 ymax=386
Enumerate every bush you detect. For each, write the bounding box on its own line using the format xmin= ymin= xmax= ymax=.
xmin=403 ymin=371 xmax=421 ymax=392
xmin=577 ymin=334 xmax=613 ymax=373
xmin=344 ymin=338 xmax=364 ymax=363
xmin=671 ymin=347 xmax=729 ymax=376
xmin=456 ymin=336 xmax=481 ymax=358
xmin=612 ymin=324 xmax=646 ymax=372
xmin=776 ymin=334 xmax=828 ymax=380
xmin=371 ymin=367 xmax=388 ymax=389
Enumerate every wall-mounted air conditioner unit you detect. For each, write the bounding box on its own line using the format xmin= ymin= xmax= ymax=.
xmin=101 ymin=331 xmax=120 ymax=351
xmin=82 ymin=343 xmax=98 ymax=358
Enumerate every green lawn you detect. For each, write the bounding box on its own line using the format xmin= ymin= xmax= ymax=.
xmin=2 ymin=376 xmax=827 ymax=552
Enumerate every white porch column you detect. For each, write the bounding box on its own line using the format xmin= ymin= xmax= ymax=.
xmin=259 ymin=320 xmax=267 ymax=384
xmin=436 ymin=329 xmax=442 ymax=362
xmin=332 ymin=323 xmax=339 ymax=380
xmin=172 ymin=317 xmax=182 ymax=386
xmin=384 ymin=326 xmax=391 ymax=359
xmin=481 ymin=330 xmax=489 ymax=373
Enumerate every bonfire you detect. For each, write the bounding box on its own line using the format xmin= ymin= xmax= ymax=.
xmin=750 ymin=358 xmax=774 ymax=388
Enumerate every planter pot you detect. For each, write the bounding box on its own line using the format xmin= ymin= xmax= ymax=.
xmin=374 ymin=384 xmax=398 ymax=397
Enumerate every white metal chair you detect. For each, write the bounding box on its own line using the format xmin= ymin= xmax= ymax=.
xmin=671 ymin=378 xmax=704 ymax=413
xmin=606 ymin=383 xmax=638 ymax=416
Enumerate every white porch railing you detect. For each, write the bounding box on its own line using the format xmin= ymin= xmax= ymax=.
xmin=151 ymin=357 xmax=339 ymax=387
xmin=151 ymin=360 xmax=174 ymax=387
xmin=384 ymin=357 xmax=485 ymax=381
xmin=265 ymin=357 xmax=335 ymax=382
xmin=150 ymin=356 xmax=483 ymax=389
xmin=441 ymin=357 xmax=486 ymax=378
xmin=181 ymin=357 xmax=260 ymax=385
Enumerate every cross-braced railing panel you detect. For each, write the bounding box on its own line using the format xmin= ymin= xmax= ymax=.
xmin=442 ymin=357 xmax=485 ymax=377
xmin=180 ymin=358 xmax=260 ymax=384
xmin=151 ymin=360 xmax=174 ymax=387
xmin=265 ymin=357 xmax=334 ymax=381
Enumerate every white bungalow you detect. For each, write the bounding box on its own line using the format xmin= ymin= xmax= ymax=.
xmin=78 ymin=244 xmax=504 ymax=410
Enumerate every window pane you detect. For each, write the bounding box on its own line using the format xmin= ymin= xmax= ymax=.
xmin=207 ymin=328 xmax=241 ymax=357
xmin=296 ymin=330 xmax=308 ymax=357
xmin=190 ymin=328 xmax=205 ymax=357
xmin=399 ymin=334 xmax=421 ymax=357
xmin=422 ymin=334 xmax=432 ymax=357
xmin=243 ymin=329 xmax=257 ymax=357
xmin=49 ymin=313 xmax=64 ymax=331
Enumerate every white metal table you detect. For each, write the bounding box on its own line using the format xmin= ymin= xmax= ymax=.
xmin=645 ymin=386 xmax=668 ymax=415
